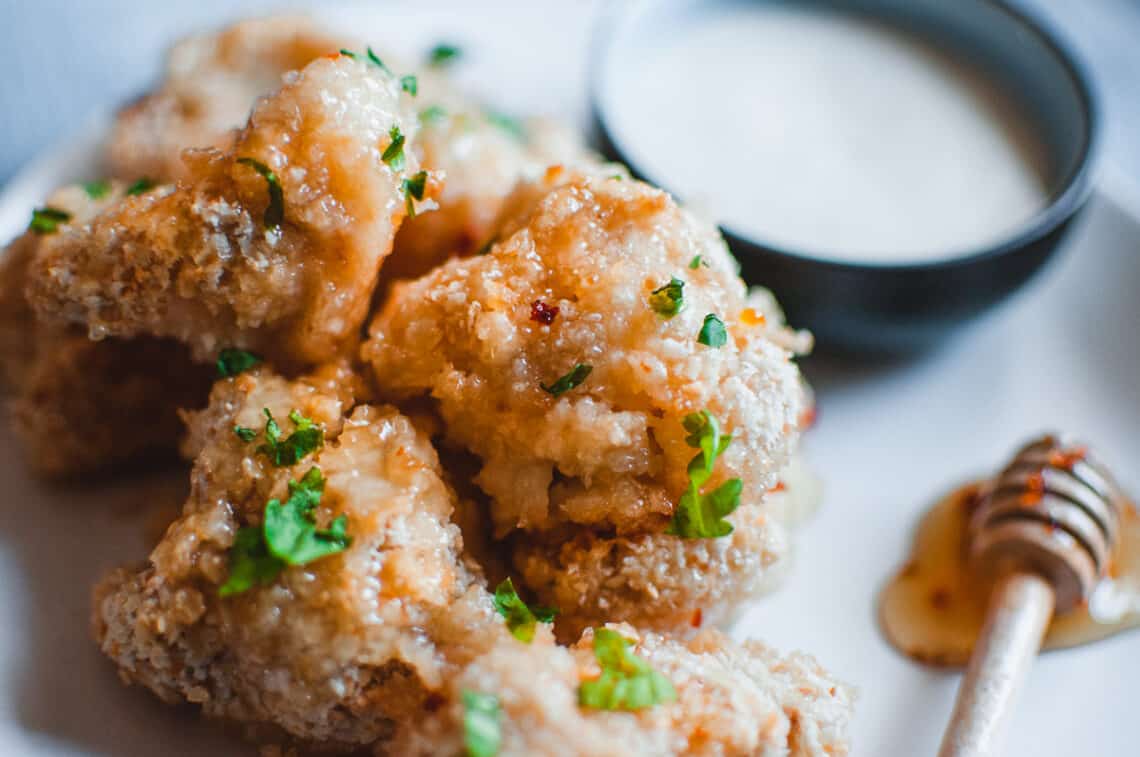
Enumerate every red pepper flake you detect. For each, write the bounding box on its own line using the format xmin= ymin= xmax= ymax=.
xmin=799 ymin=406 xmax=818 ymax=430
xmin=530 ymin=300 xmax=559 ymax=325
xmin=1048 ymin=446 xmax=1087 ymax=470
xmin=1021 ymin=470 xmax=1045 ymax=506
xmin=690 ymin=608 xmax=703 ymax=628
xmin=929 ymin=587 xmax=952 ymax=611
xmin=770 ymin=481 xmax=786 ymax=493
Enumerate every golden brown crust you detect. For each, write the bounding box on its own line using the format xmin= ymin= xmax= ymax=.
xmin=365 ymin=174 xmax=809 ymax=538
xmin=106 ymin=16 xmax=345 ymax=182
xmin=391 ymin=624 xmax=854 ymax=757
xmin=28 ymin=55 xmax=427 ymax=366
xmin=1 ymin=185 xmax=213 ymax=477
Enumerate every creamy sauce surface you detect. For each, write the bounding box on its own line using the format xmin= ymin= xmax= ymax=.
xmin=601 ymin=4 xmax=1052 ymax=264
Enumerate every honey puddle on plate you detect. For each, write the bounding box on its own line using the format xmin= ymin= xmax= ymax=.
xmin=880 ymin=483 xmax=1140 ymax=667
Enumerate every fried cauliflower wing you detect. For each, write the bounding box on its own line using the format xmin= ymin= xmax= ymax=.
xmin=1 ymin=184 xmax=211 ymax=477
xmin=94 ymin=365 xmax=495 ymax=747
xmin=392 ymin=624 xmax=853 ymax=757
xmin=28 ymin=54 xmax=428 ymax=366
xmin=364 ymin=174 xmax=810 ymax=538
xmin=106 ymin=16 xmax=344 ymax=183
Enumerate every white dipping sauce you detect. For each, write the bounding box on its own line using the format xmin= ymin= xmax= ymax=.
xmin=600 ymin=4 xmax=1052 ymax=264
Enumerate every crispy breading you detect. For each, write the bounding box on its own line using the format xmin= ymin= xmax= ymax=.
xmin=1 ymin=184 xmax=212 ymax=477
xmin=364 ymin=174 xmax=810 ymax=538
xmin=106 ymin=16 xmax=344 ymax=183
xmin=94 ymin=366 xmax=494 ymax=747
xmin=391 ymin=624 xmax=853 ymax=757
xmin=104 ymin=17 xmax=600 ymax=290
xmin=95 ymin=367 xmax=850 ymax=754
xmin=28 ymin=55 xmax=427 ymax=366
xmin=385 ymin=68 xmax=599 ymax=283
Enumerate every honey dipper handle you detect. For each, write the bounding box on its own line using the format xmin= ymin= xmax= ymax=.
xmin=938 ymin=571 xmax=1055 ymax=757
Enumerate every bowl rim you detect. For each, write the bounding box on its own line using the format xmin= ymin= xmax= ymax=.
xmin=589 ymin=0 xmax=1101 ymax=274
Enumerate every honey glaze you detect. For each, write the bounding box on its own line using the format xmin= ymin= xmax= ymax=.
xmin=880 ymin=482 xmax=1140 ymax=667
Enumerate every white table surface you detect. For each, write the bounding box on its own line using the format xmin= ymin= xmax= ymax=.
xmin=0 ymin=2 xmax=1138 ymax=756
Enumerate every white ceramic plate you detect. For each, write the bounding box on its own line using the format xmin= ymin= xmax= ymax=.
xmin=1 ymin=5 xmax=1137 ymax=755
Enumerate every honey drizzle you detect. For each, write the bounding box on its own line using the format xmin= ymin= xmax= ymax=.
xmin=880 ymin=482 xmax=1140 ymax=667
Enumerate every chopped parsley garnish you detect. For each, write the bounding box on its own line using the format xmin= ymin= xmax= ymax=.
xmin=126 ymin=177 xmax=156 ymax=196
xmin=219 ymin=466 xmax=350 ymax=597
xmin=381 ymin=125 xmax=406 ymax=170
xmin=485 ymin=110 xmax=525 ymax=141
xmin=578 ymin=628 xmax=677 ymax=711
xmin=667 ymin=411 xmax=742 ymax=538
xmin=402 ymin=170 xmax=428 ymax=217
xmin=697 ymin=314 xmax=727 ymax=348
xmin=648 ymin=277 xmax=685 ymax=318
xmin=264 ymin=467 xmax=349 ymax=564
xmin=400 ymin=74 xmax=418 ymax=96
xmin=252 ymin=408 xmax=324 ymax=467
xmin=341 ymin=47 xmax=392 ymax=74
xmin=493 ymin=578 xmax=556 ymax=643
xmin=462 ymin=691 xmax=501 ymax=757
xmin=83 ymin=180 xmax=111 ymax=199
xmin=233 ymin=425 xmax=258 ymax=442
xmin=428 ymin=43 xmax=462 ymax=67
xmin=688 ymin=254 xmax=707 ymax=270
xmin=28 ymin=207 xmax=71 ymax=234
xmin=419 ymin=105 xmax=448 ymax=124
xmin=215 ymin=348 xmax=262 ymax=378
xmin=236 ymin=157 xmax=284 ymax=231
xmin=540 ymin=364 xmax=592 ymax=397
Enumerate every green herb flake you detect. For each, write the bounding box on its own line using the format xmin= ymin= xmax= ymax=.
xmin=218 ymin=526 xmax=284 ymax=597
xmin=219 ymin=466 xmax=350 ymax=597
xmin=493 ymin=578 xmax=556 ymax=643
xmin=215 ymin=348 xmax=262 ymax=378
xmin=255 ymin=408 xmax=324 ymax=467
xmin=402 ymin=170 xmax=428 ymax=217
xmin=648 ymin=277 xmax=685 ymax=318
xmin=578 ymin=628 xmax=677 ymax=711
xmin=400 ymin=74 xmax=418 ymax=96
xmin=540 ymin=364 xmax=592 ymax=397
xmin=236 ymin=157 xmax=284 ymax=231
xmin=697 ymin=314 xmax=727 ymax=348
xmin=126 ymin=177 xmax=156 ymax=196
xmin=28 ymin=207 xmax=71 ymax=234
xmin=83 ymin=180 xmax=111 ymax=200
xmin=233 ymin=425 xmax=258 ymax=443
xmin=264 ymin=467 xmax=350 ymax=565
xmin=367 ymin=46 xmax=392 ymax=74
xmin=688 ymin=254 xmax=707 ymax=270
xmin=428 ymin=43 xmax=462 ymax=67
xmin=666 ymin=411 xmax=742 ymax=538
xmin=485 ymin=110 xmax=525 ymax=141
xmin=419 ymin=105 xmax=448 ymax=124
xmin=462 ymin=690 xmax=501 ymax=757
xmin=381 ymin=125 xmax=406 ymax=170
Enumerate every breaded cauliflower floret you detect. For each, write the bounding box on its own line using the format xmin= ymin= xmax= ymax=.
xmin=384 ymin=69 xmax=600 ymax=283
xmin=107 ymin=15 xmax=344 ymax=182
xmin=102 ymin=16 xmax=600 ymax=289
xmin=364 ymin=174 xmax=810 ymax=537
xmin=93 ymin=365 xmax=494 ymax=747
xmin=1 ymin=184 xmax=211 ymax=477
xmin=28 ymin=55 xmax=429 ymax=366
xmin=392 ymin=624 xmax=854 ymax=757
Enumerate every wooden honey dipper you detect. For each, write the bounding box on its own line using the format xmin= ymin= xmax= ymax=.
xmin=938 ymin=435 xmax=1127 ymax=757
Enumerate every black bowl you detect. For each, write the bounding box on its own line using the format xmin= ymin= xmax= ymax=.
xmin=591 ymin=0 xmax=1099 ymax=353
